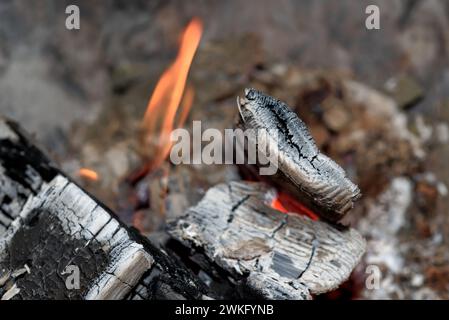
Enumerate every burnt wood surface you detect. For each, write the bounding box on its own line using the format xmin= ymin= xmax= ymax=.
xmin=236 ymin=88 xmax=361 ymax=222
xmin=0 ymin=117 xmax=205 ymax=300
xmin=0 ymin=116 xmax=365 ymax=300
xmin=167 ymin=181 xmax=366 ymax=300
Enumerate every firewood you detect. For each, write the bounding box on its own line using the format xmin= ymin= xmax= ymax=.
xmin=0 ymin=117 xmax=204 ymax=300
xmin=236 ymin=88 xmax=361 ymax=222
xmin=167 ymin=181 xmax=366 ymax=299
xmin=0 ymin=114 xmax=365 ymax=300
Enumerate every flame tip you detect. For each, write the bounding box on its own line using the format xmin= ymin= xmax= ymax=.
xmin=142 ymin=16 xmax=203 ymax=169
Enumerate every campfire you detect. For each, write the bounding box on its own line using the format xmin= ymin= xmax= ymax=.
xmin=1 ymin=2 xmax=448 ymax=302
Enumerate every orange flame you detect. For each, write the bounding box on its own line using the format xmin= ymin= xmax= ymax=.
xmin=142 ymin=18 xmax=203 ymax=169
xmin=79 ymin=168 xmax=99 ymax=181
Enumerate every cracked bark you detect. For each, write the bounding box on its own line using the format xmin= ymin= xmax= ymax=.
xmin=296 ymin=238 xmax=318 ymax=281
xmin=0 ymin=110 xmax=365 ymax=300
xmin=168 ymin=181 xmax=366 ymax=299
xmin=236 ymin=89 xmax=361 ymax=222
xmin=0 ymin=117 xmax=205 ymax=300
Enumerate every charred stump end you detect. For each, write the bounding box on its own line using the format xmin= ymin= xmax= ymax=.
xmin=167 ymin=181 xmax=365 ymax=300
xmin=236 ymin=88 xmax=361 ymax=222
xmin=0 ymin=118 xmax=205 ymax=300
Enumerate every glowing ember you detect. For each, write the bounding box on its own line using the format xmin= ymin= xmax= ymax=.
xmin=270 ymin=192 xmax=319 ymax=220
xmin=142 ymin=18 xmax=203 ymax=170
xmin=270 ymin=196 xmax=289 ymax=213
xmin=78 ymin=168 xmax=99 ymax=181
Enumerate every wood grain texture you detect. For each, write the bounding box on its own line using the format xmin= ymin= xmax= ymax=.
xmin=168 ymin=181 xmax=366 ymax=299
xmin=0 ymin=114 xmax=365 ymax=300
xmin=0 ymin=173 xmax=154 ymax=300
xmin=0 ymin=117 xmax=205 ymax=300
xmin=236 ymin=88 xmax=361 ymax=222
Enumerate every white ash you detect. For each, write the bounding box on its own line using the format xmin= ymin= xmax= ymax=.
xmin=343 ymin=80 xmax=426 ymax=159
xmin=435 ymin=122 xmax=449 ymax=143
xmin=414 ymin=115 xmax=433 ymax=143
xmin=358 ymin=177 xmax=412 ymax=297
xmin=411 ymin=274 xmax=425 ymax=287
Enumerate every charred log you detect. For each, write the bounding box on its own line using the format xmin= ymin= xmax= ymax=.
xmin=167 ymin=181 xmax=366 ymax=299
xmin=0 ymin=117 xmax=205 ymax=300
xmin=0 ymin=114 xmax=365 ymax=300
xmin=236 ymin=88 xmax=361 ymax=222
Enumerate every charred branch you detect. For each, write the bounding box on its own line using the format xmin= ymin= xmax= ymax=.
xmin=0 ymin=117 xmax=205 ymax=300
xmin=236 ymin=88 xmax=361 ymax=222
xmin=167 ymin=181 xmax=366 ymax=299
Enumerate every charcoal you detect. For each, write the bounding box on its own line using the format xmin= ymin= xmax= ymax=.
xmin=236 ymin=88 xmax=361 ymax=222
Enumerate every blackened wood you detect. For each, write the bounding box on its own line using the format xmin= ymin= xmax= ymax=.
xmin=236 ymin=88 xmax=361 ymax=222
xmin=0 ymin=115 xmax=365 ymax=300
xmin=0 ymin=117 xmax=204 ymax=300
xmin=168 ymin=181 xmax=366 ymax=300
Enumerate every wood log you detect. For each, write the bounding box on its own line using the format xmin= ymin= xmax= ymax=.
xmin=0 ymin=115 xmax=365 ymax=300
xmin=236 ymin=88 xmax=361 ymax=222
xmin=167 ymin=181 xmax=366 ymax=299
xmin=0 ymin=117 xmax=205 ymax=300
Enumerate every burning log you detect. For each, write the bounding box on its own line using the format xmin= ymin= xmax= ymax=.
xmin=167 ymin=182 xmax=365 ymax=299
xmin=0 ymin=88 xmax=365 ymax=300
xmin=164 ymin=88 xmax=365 ymax=299
xmin=236 ymin=88 xmax=361 ymax=222
xmin=0 ymin=117 xmax=204 ymax=300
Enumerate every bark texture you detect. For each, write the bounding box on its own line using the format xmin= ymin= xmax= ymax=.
xmin=168 ymin=181 xmax=366 ymax=299
xmin=0 ymin=117 xmax=204 ymax=300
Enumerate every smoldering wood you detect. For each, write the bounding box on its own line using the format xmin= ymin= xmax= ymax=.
xmin=167 ymin=181 xmax=366 ymax=299
xmin=0 ymin=114 xmax=365 ymax=300
xmin=0 ymin=117 xmax=205 ymax=300
xmin=236 ymin=88 xmax=361 ymax=222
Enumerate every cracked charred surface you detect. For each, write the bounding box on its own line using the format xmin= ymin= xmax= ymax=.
xmin=0 ymin=117 xmax=204 ymax=300
xmin=0 ymin=173 xmax=154 ymax=300
xmin=168 ymin=181 xmax=366 ymax=299
xmin=236 ymin=88 xmax=361 ymax=222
